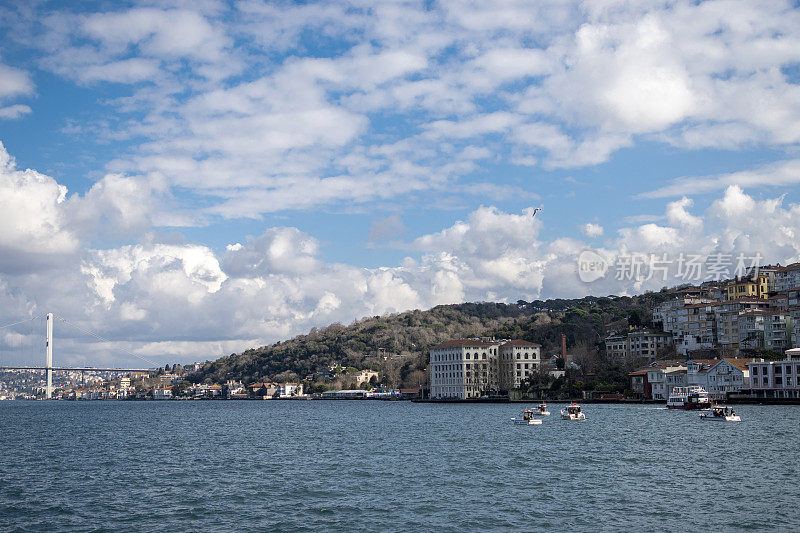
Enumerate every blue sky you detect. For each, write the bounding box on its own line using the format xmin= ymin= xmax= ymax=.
xmin=2 ymin=0 xmax=800 ymax=365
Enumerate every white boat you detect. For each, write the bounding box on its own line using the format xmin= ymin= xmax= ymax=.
xmin=699 ymin=405 xmax=741 ymax=422
xmin=560 ymin=403 xmax=586 ymax=421
xmin=535 ymin=402 xmax=550 ymax=416
xmin=511 ymin=409 xmax=543 ymax=425
xmin=667 ymin=386 xmax=711 ymax=410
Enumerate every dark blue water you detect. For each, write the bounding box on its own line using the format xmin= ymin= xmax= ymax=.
xmin=1 ymin=401 xmax=798 ymax=531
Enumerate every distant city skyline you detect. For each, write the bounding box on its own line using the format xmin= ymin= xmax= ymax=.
xmin=2 ymin=0 xmax=800 ymax=366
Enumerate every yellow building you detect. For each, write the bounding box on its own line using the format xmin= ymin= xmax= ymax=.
xmin=726 ymin=275 xmax=769 ymax=300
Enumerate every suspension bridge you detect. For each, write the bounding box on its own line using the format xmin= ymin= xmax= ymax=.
xmin=0 ymin=313 xmax=155 ymax=399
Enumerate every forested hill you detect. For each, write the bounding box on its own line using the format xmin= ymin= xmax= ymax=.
xmin=191 ymin=292 xmax=672 ymax=388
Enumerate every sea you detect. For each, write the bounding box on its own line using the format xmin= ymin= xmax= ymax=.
xmin=1 ymin=400 xmax=798 ymax=532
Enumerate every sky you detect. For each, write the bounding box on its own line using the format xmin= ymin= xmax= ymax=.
xmin=2 ymin=0 xmax=800 ymax=367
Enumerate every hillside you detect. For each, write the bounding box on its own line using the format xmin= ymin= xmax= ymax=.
xmin=191 ymin=291 xmax=673 ymax=389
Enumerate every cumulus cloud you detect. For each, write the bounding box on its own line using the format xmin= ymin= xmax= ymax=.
xmin=581 ymin=223 xmax=604 ymax=237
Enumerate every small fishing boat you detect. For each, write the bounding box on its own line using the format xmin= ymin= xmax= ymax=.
xmin=511 ymin=409 xmax=543 ymax=425
xmin=535 ymin=402 xmax=550 ymax=416
xmin=560 ymin=403 xmax=586 ymax=421
xmin=699 ymin=405 xmax=741 ymax=422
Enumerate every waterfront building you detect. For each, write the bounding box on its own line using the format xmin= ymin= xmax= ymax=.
xmin=686 ymin=358 xmax=753 ymax=399
xmin=429 ymin=339 xmax=498 ymax=399
xmin=429 ymin=338 xmax=542 ymax=398
xmin=628 ymin=361 xmax=686 ymax=400
xmin=748 ymin=351 xmax=800 ymax=398
xmin=248 ymin=382 xmax=278 ymax=398
xmin=153 ymin=387 xmax=173 ymax=400
xmin=277 ymin=382 xmax=303 ymax=398
xmin=499 ymin=339 xmax=542 ymax=389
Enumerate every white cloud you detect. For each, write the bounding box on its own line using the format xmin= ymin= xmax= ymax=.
xmin=581 ymin=223 xmax=604 ymax=237
xmin=640 ymin=159 xmax=800 ymax=199
xmin=0 ymin=104 xmax=32 ymax=120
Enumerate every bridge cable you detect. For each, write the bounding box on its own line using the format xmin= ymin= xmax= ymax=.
xmin=0 ymin=315 xmax=44 ymax=330
xmin=52 ymin=314 xmax=160 ymax=368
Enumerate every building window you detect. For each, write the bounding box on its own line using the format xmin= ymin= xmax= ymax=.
xmin=776 ymin=366 xmax=782 ymax=374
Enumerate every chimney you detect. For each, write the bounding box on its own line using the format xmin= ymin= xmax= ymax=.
xmin=561 ymin=334 xmax=567 ymax=360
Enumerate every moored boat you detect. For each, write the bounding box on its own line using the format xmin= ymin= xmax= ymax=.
xmin=667 ymin=386 xmax=711 ymax=410
xmin=560 ymin=403 xmax=586 ymax=421
xmin=511 ymin=409 xmax=543 ymax=425
xmin=699 ymin=405 xmax=741 ymax=422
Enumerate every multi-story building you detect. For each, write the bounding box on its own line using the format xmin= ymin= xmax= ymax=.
xmin=677 ymin=303 xmax=717 ymax=355
xmin=714 ymin=299 xmax=771 ymax=355
xmin=429 ymin=339 xmax=498 ymax=399
xmin=499 ymin=340 xmax=542 ymax=389
xmin=604 ymin=331 xmax=672 ymax=360
xmin=775 ymin=263 xmax=800 ymax=292
xmin=354 ymin=370 xmax=379 ymax=385
xmin=748 ymin=351 xmax=800 ymax=399
xmin=628 ymin=361 xmax=686 ymax=400
xmin=648 ymin=362 xmax=687 ymax=400
xmin=653 ymin=297 xmax=716 ymax=339
xmin=628 ymin=331 xmax=672 ymax=359
xmin=429 ymin=339 xmax=541 ymax=398
xmin=277 ymin=382 xmax=303 ymax=398
xmin=686 ymin=358 xmax=753 ymax=399
xmin=763 ymin=311 xmax=792 ymax=351
xmin=605 ymin=334 xmax=628 ymax=359
xmin=724 ymin=275 xmax=770 ymax=300
xmin=737 ymin=310 xmax=767 ymax=350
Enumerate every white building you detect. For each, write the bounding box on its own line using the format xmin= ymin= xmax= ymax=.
xmin=686 ymin=358 xmax=752 ymax=399
xmin=499 ymin=340 xmax=542 ymax=389
xmin=676 ymin=304 xmax=717 ymax=355
xmin=354 ymin=370 xmax=379 ymax=385
xmin=748 ymin=353 xmax=800 ymax=399
xmin=277 ymin=382 xmax=303 ymax=398
xmin=153 ymin=387 xmax=173 ymax=400
xmin=430 ymin=339 xmax=498 ymax=399
xmin=647 ymin=362 xmax=687 ymax=400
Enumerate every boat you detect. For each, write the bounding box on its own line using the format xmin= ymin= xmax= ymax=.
xmin=667 ymin=386 xmax=711 ymax=410
xmin=511 ymin=409 xmax=543 ymax=425
xmin=560 ymin=403 xmax=586 ymax=421
xmin=535 ymin=402 xmax=550 ymax=416
xmin=699 ymin=405 xmax=741 ymax=422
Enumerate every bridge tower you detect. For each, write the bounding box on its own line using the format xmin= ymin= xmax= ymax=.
xmin=46 ymin=313 xmax=53 ymax=399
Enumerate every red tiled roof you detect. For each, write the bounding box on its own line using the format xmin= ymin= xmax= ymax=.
xmin=501 ymin=339 xmax=542 ymax=347
xmin=723 ymin=358 xmax=755 ymax=371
